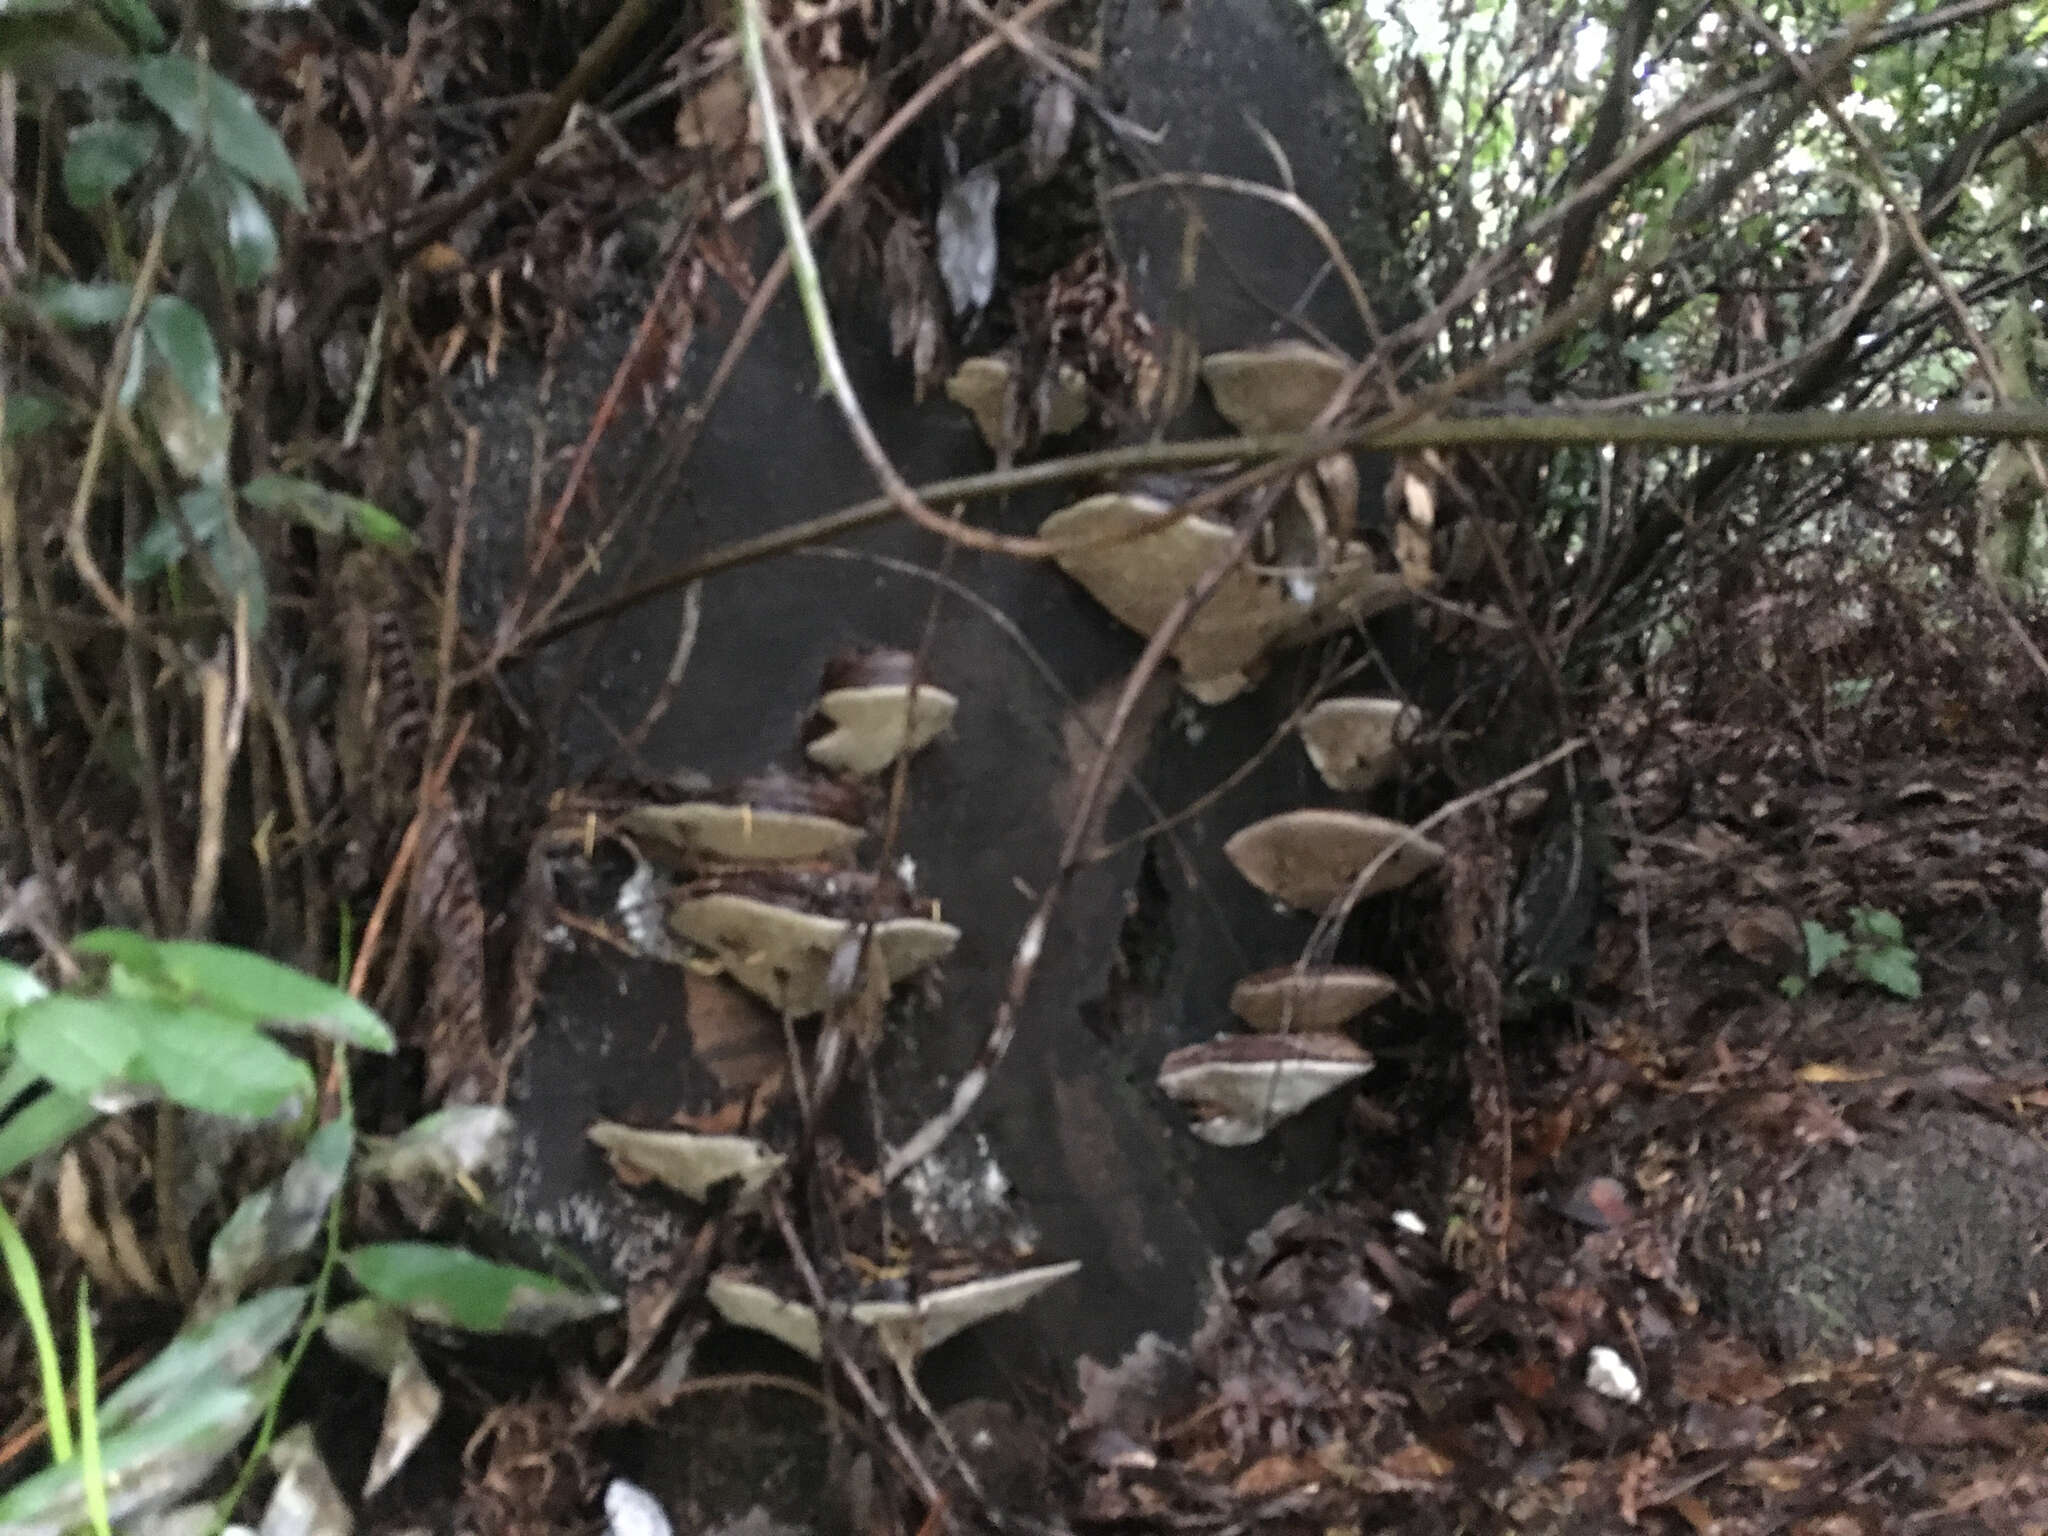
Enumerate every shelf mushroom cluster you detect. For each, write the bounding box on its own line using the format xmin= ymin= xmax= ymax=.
xmin=948 ymin=335 xmax=1448 ymax=1149
xmin=618 ymin=651 xmax=966 ymax=1022
xmin=1021 ymin=340 xmax=1421 ymax=703
xmin=1157 ymin=693 xmax=1443 ymax=1146
xmin=590 ymin=649 xmax=1083 ymax=1363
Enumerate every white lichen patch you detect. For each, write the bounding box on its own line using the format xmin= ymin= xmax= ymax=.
xmin=902 ymin=1133 xmax=1039 ymax=1254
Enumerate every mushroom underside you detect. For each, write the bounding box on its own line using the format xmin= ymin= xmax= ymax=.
xmin=1158 ymin=1035 xmax=1374 ymax=1145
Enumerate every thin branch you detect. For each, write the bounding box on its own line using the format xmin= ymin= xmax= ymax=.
xmin=526 ymin=402 xmax=2048 ymax=650
xmin=736 ymin=0 xmax=1072 ymax=561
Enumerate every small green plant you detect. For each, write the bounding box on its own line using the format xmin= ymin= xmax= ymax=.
xmin=1780 ymin=907 xmax=1922 ymax=1000
xmin=8 ymin=1 xmax=414 ymax=639
xmin=0 ymin=929 xmax=395 ymax=1180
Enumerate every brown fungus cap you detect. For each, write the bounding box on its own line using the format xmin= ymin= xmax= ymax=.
xmin=668 ymin=871 xmax=959 ymax=1017
xmin=1229 ymin=965 xmax=1398 ymax=1033
xmin=587 ymin=1123 xmax=785 ymax=1203
xmin=1200 ymin=342 xmax=1350 ymax=436
xmin=1224 ymin=808 xmax=1445 ymax=910
xmin=807 ymin=650 xmax=959 ymax=778
xmin=1297 ymin=697 xmax=1420 ymax=793
xmin=620 ymin=767 xmax=867 ymax=865
xmin=946 ymin=354 xmax=1087 ymax=455
xmin=1040 ymin=493 xmax=1410 ymax=702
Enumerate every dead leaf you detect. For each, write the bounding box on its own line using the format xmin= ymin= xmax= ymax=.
xmin=1232 ymin=1454 xmax=1318 ymax=1496
xmin=1669 ymin=1494 xmax=1717 ymax=1533
xmin=58 ymin=1149 xmax=126 ymax=1295
xmin=1027 ymin=79 xmax=1077 ymax=180
xmin=675 ymin=68 xmax=753 ymax=155
xmin=1724 ymin=904 xmax=1802 ymax=968
xmin=411 ymin=242 xmax=465 ymax=276
xmin=800 ymin=63 xmax=866 ymax=128
xmin=1674 ymin=1336 xmax=1784 ymax=1405
xmin=1739 ymin=1455 xmax=1816 ymax=1491
xmin=1368 ymin=1440 xmax=1452 ymax=1488
xmin=1795 ymin=1062 xmax=1884 ymax=1084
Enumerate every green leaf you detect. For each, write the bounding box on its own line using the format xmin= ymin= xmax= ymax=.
xmin=76 ymin=934 xmax=396 ymax=1052
xmin=241 ymin=474 xmax=415 ymax=549
xmin=173 ymin=165 xmax=280 ymax=293
xmin=64 ymin=117 xmax=158 ymax=210
xmin=0 ymin=10 xmax=134 ymax=87
xmin=132 ymin=54 xmax=306 ymax=211
xmin=1851 ymin=907 xmax=1905 ymax=944
xmin=4 ymin=391 xmax=65 ymax=439
xmin=141 ymin=356 xmax=231 ymax=485
xmin=217 ymin=171 xmax=279 ymax=288
xmin=92 ymin=0 xmax=164 ymax=47
xmin=29 ymin=278 xmax=132 ymax=329
xmin=1854 ymin=945 xmax=1921 ymax=1000
xmin=342 ymin=1243 xmax=618 ymax=1335
xmin=125 ymin=486 xmax=227 ymax=584
xmin=69 ymin=927 xmax=166 ymax=980
xmin=1801 ymin=920 xmax=1849 ymax=980
xmin=0 ymin=1058 xmax=43 ymax=1118
xmin=358 ymin=1105 xmax=513 ymax=1188
xmin=11 ymin=995 xmax=145 ymax=1098
xmin=133 ymin=1007 xmax=312 ymax=1120
xmin=0 ymin=1372 xmax=274 ymax=1534
xmin=99 ymin=1286 xmax=307 ymax=1433
xmin=142 ymin=295 xmax=221 ymax=418
xmin=352 ymin=505 xmax=415 ymax=548
xmin=207 ymin=513 xmax=269 ymax=636
xmin=0 ymin=1091 xmax=97 ymax=1181
xmin=346 ymin=498 xmax=416 ymax=549
xmin=116 ymin=320 xmax=147 ymax=409
xmin=240 ymin=472 xmax=345 ymax=534
xmin=204 ymin=1116 xmax=350 ymax=1300
xmin=0 ymin=1196 xmax=72 ymax=1464
xmin=77 ymin=1280 xmax=113 ymax=1536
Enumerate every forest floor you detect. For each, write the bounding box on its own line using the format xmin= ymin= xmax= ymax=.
xmin=7 ymin=0 xmax=2048 ymax=1532
xmin=1042 ymin=710 xmax=2048 ymax=1535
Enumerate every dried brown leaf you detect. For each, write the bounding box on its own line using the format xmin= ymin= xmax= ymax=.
xmin=412 ymin=805 xmax=491 ymax=1103
xmin=1724 ymin=904 xmax=1803 ymax=968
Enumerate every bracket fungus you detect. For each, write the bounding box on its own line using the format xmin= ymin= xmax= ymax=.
xmin=1224 ymin=808 xmax=1445 ymax=910
xmin=1200 ymin=342 xmax=1350 ymax=436
xmin=1229 ymin=965 xmax=1398 ymax=1033
xmin=706 ymin=1260 xmax=1083 ymax=1365
xmin=620 ymin=768 xmax=867 ymax=865
xmin=668 ymin=870 xmax=960 ymax=1017
xmin=1039 ymin=493 xmax=1410 ymax=702
xmin=586 ymin=1123 xmax=785 ymax=1203
xmin=1157 ymin=1035 xmax=1374 ymax=1145
xmin=946 ymin=353 xmax=1088 ymax=455
xmin=1297 ymin=697 xmax=1421 ymax=793
xmin=805 ymin=650 xmax=960 ymax=778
